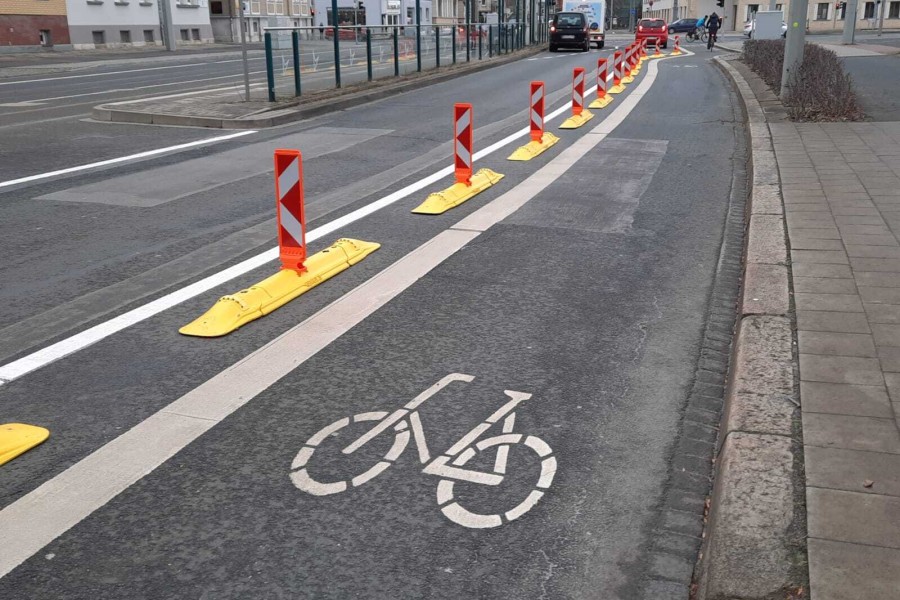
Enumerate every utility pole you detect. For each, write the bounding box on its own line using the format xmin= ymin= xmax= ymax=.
xmin=157 ymin=0 xmax=176 ymax=51
xmin=769 ymin=0 xmax=777 ymax=11
xmin=781 ymin=0 xmax=809 ymax=98
xmin=842 ymin=0 xmax=858 ymax=43
xmin=877 ymin=0 xmax=886 ymax=35
xmin=237 ymin=0 xmax=251 ymax=100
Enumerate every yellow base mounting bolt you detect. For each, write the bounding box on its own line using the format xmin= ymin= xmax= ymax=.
xmin=0 ymin=423 xmax=49 ymax=467
xmin=412 ymin=168 xmax=504 ymax=215
xmin=179 ymin=238 xmax=380 ymax=337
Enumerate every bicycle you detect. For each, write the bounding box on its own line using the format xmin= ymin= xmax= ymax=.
xmin=687 ymin=25 xmax=707 ymax=43
xmin=707 ymin=29 xmax=718 ymax=50
xmin=289 ymin=373 xmax=558 ymax=529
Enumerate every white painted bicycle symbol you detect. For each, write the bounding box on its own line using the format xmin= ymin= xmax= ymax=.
xmin=290 ymin=373 xmax=557 ymax=528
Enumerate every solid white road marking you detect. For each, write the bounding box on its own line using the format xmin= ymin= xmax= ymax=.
xmin=0 ymin=79 xmax=606 ymax=386
xmin=0 ymin=55 xmax=668 ymax=573
xmin=0 ymin=130 xmax=257 ymax=191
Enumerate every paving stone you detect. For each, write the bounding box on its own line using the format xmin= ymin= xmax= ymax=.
xmin=859 ymin=286 xmax=900 ymax=304
xmin=791 ymin=249 xmax=849 ymax=264
xmin=831 ymin=206 xmax=880 ymax=217
xmin=836 ymin=216 xmax=886 ymax=226
xmin=806 ymin=446 xmax=900 ymax=496
xmin=791 ymin=263 xmax=853 ymax=279
xmin=884 ymin=372 xmax=900 ymax=403
xmin=801 ymin=381 xmax=892 ymax=418
xmin=649 ymin=552 xmax=696 ymax=582
xmin=788 ymin=237 xmax=844 ymax=251
xmin=838 ymin=224 xmax=891 ymax=235
xmin=798 ymin=331 xmax=877 ymax=357
xmin=808 ymin=488 xmax=900 ymax=549
xmin=842 ymin=235 xmax=900 ymax=247
xmin=850 ymin=258 xmax=900 ymax=272
xmin=797 ymin=310 xmax=871 ymax=333
xmin=847 ymin=245 xmax=900 ymax=259
xmin=799 ymin=354 xmax=883 ymax=385
xmin=793 ymin=277 xmax=857 ymax=294
xmin=640 ymin=579 xmax=691 ymax=600
xmin=865 ymin=303 xmax=900 ymax=323
xmin=742 ymin=264 xmax=789 ymax=316
xmin=794 ymin=292 xmax=863 ymax=312
xmin=808 ymin=539 xmax=900 ymax=600
xmin=855 ymin=272 xmax=900 ymax=287
xmin=803 ymin=412 xmax=900 ymax=453
xmin=786 ymin=226 xmax=840 ymax=239
xmin=871 ymin=324 xmax=900 ymax=347
xmin=747 ymin=215 xmax=787 ymax=264
xmin=877 ymin=346 xmax=900 ymax=372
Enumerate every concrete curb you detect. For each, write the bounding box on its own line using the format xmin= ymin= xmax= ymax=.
xmin=693 ymin=57 xmax=806 ymax=599
xmin=92 ymin=46 xmax=543 ymax=129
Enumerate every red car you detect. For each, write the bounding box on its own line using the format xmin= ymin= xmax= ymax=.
xmin=635 ymin=18 xmax=668 ymax=48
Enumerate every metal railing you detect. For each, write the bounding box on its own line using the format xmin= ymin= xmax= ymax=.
xmin=260 ymin=22 xmax=549 ymax=102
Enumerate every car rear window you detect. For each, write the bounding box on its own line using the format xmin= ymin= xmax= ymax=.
xmin=640 ymin=19 xmax=665 ymax=27
xmin=556 ymin=13 xmax=586 ymax=26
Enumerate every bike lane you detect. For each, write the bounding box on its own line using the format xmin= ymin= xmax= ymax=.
xmin=0 ymin=51 xmax=746 ymax=599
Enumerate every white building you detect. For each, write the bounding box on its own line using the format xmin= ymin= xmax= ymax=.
xmin=210 ymin=0 xmax=314 ymax=43
xmin=310 ymin=0 xmax=436 ymax=28
xmin=65 ymin=0 xmax=213 ymax=48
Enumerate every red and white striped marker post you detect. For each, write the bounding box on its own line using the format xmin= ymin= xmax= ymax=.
xmin=596 ymin=57 xmax=608 ymax=98
xmin=529 ymin=81 xmax=545 ymax=143
xmin=454 ymin=102 xmax=473 ymax=186
xmin=633 ymin=43 xmax=641 ymax=68
xmin=674 ymin=35 xmax=681 ymax=54
xmin=654 ymin=39 xmax=662 ymax=56
xmin=274 ymin=149 xmax=307 ymax=272
xmin=613 ymin=49 xmax=623 ymax=89
xmin=572 ymin=67 xmax=586 ymax=116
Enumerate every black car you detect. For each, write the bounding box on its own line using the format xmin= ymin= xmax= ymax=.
xmin=668 ymin=18 xmax=698 ymax=34
xmin=549 ymin=12 xmax=590 ymax=52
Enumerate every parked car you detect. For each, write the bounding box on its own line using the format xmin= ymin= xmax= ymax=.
xmin=549 ymin=11 xmax=590 ymax=52
xmin=668 ymin=18 xmax=698 ymax=34
xmin=744 ymin=19 xmax=788 ymax=37
xmin=635 ymin=18 xmax=668 ymax=48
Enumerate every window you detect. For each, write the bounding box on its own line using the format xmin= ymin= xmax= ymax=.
xmin=210 ymin=1 xmax=223 ymax=13
xmin=92 ymin=30 xmax=105 ymax=44
xmin=890 ymin=1 xmax=900 ymax=18
xmin=250 ymin=0 xmax=261 ymax=14
xmin=266 ymin=0 xmax=284 ymax=14
xmin=191 ymin=28 xmax=200 ymax=40
xmin=180 ymin=28 xmax=190 ymax=40
xmin=775 ymin=3 xmax=782 ymax=9
xmin=144 ymin=29 xmax=155 ymax=42
xmin=39 ymin=29 xmax=52 ymax=46
xmin=838 ymin=3 xmax=846 ymax=18
xmin=816 ymin=2 xmax=829 ymax=19
xmin=864 ymin=1 xmax=875 ymax=17
xmin=120 ymin=29 xmax=131 ymax=42
xmin=746 ymin=3 xmax=759 ymax=19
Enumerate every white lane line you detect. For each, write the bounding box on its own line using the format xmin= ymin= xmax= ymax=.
xmin=0 ymin=57 xmax=666 ymax=577
xmin=0 ymin=58 xmax=265 ymax=87
xmin=0 ymin=80 xmax=605 ymax=385
xmin=0 ymin=131 xmax=257 ymax=190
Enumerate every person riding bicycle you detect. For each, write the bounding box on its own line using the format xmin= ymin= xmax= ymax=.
xmin=706 ymin=12 xmax=721 ymax=50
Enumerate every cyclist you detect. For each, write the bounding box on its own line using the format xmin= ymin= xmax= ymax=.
xmin=688 ymin=15 xmax=707 ymax=41
xmin=706 ymin=12 xmax=721 ymax=50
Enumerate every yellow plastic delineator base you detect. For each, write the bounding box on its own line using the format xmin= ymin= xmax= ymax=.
xmin=671 ymin=49 xmax=683 ymax=55
xmin=179 ymin=238 xmax=380 ymax=337
xmin=651 ymin=52 xmax=665 ymax=59
xmin=412 ymin=168 xmax=504 ymax=215
xmin=588 ymin=95 xmax=613 ymax=109
xmin=607 ymin=83 xmax=627 ymax=95
xmin=0 ymin=423 xmax=49 ymax=467
xmin=560 ymin=110 xmax=594 ymax=129
xmin=508 ymin=133 xmax=560 ymax=161
xmin=622 ymin=74 xmax=635 ymax=84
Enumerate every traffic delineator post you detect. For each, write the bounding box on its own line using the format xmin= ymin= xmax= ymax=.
xmin=622 ymin=44 xmax=636 ymax=83
xmin=631 ymin=41 xmax=643 ymax=74
xmin=509 ymin=81 xmax=560 ymax=161
xmin=179 ymin=150 xmax=380 ymax=337
xmin=413 ymin=103 xmax=503 ymax=214
xmin=672 ymin=35 xmax=682 ymax=55
xmin=652 ymin=39 xmax=664 ymax=58
xmin=0 ymin=423 xmax=49 ymax=467
xmin=560 ymin=67 xmax=594 ymax=129
xmin=588 ymin=58 xmax=613 ymax=109
xmin=639 ymin=39 xmax=649 ymax=63
xmin=608 ymin=50 xmax=626 ymax=94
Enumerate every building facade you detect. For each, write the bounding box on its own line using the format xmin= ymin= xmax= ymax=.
xmin=1 ymin=0 xmax=71 ymax=48
xmin=309 ymin=0 xmax=434 ymax=28
xmin=210 ymin=0 xmax=314 ymax=43
xmin=63 ymin=0 xmax=212 ymax=49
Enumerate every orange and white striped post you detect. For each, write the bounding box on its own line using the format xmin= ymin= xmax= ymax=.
xmin=571 ymin=67 xmax=586 ymax=116
xmin=596 ymin=57 xmax=608 ymax=98
xmin=454 ymin=102 xmax=473 ymax=186
xmin=529 ymin=81 xmax=545 ymax=143
xmin=623 ymin=44 xmax=633 ymax=77
xmin=673 ymin=35 xmax=681 ymax=54
xmin=654 ymin=39 xmax=662 ymax=56
xmin=274 ymin=149 xmax=307 ymax=272
xmin=612 ymin=49 xmax=623 ymax=88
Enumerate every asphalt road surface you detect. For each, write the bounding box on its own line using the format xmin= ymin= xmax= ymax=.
xmin=0 ymin=44 xmax=746 ymax=599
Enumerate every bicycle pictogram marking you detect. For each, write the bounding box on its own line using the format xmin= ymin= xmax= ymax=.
xmin=290 ymin=373 xmax=557 ymax=528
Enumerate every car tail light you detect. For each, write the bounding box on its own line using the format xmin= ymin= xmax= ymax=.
xmin=550 ymin=25 xmax=556 ymax=32
xmin=638 ymin=25 xmax=643 ymax=31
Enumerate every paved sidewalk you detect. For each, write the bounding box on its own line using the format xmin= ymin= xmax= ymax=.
xmin=773 ymin=121 xmax=900 ymax=599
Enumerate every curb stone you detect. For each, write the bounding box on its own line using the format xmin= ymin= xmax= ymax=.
xmin=693 ymin=57 xmax=808 ymax=599
xmin=91 ymin=46 xmax=543 ymax=129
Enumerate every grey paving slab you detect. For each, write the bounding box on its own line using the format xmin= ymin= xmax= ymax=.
xmin=877 ymin=346 xmax=900 ymax=372
xmin=806 ymin=446 xmax=900 ymax=497
xmin=798 ymin=331 xmax=878 ymax=358
xmin=786 ymin=227 xmax=840 ymax=239
xmin=788 ymin=238 xmax=844 ymax=251
xmin=872 ymin=324 xmax=900 ymax=348
xmin=801 ymin=382 xmax=893 ymax=418
xmin=791 ymin=263 xmax=853 ymax=279
xmin=860 ymin=286 xmax=900 ymax=304
xmin=850 ymin=258 xmax=900 ymax=272
xmin=799 ymin=354 xmax=884 ymax=385
xmin=808 ymin=488 xmax=900 ymax=549
xmin=792 ymin=277 xmax=857 ymax=294
xmin=803 ymin=413 xmax=900 ymax=453
xmin=797 ymin=311 xmax=871 ymax=334
xmin=808 ymin=538 xmax=900 ymax=600
xmin=847 ymin=245 xmax=900 ymax=259
xmin=790 ymin=250 xmax=849 ymax=264
xmin=793 ymin=292 xmax=864 ymax=313
xmin=842 ymin=235 xmax=900 ymax=247
xmin=865 ymin=303 xmax=900 ymax=324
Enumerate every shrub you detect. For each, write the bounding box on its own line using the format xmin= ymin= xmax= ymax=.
xmin=741 ymin=39 xmax=863 ymax=121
